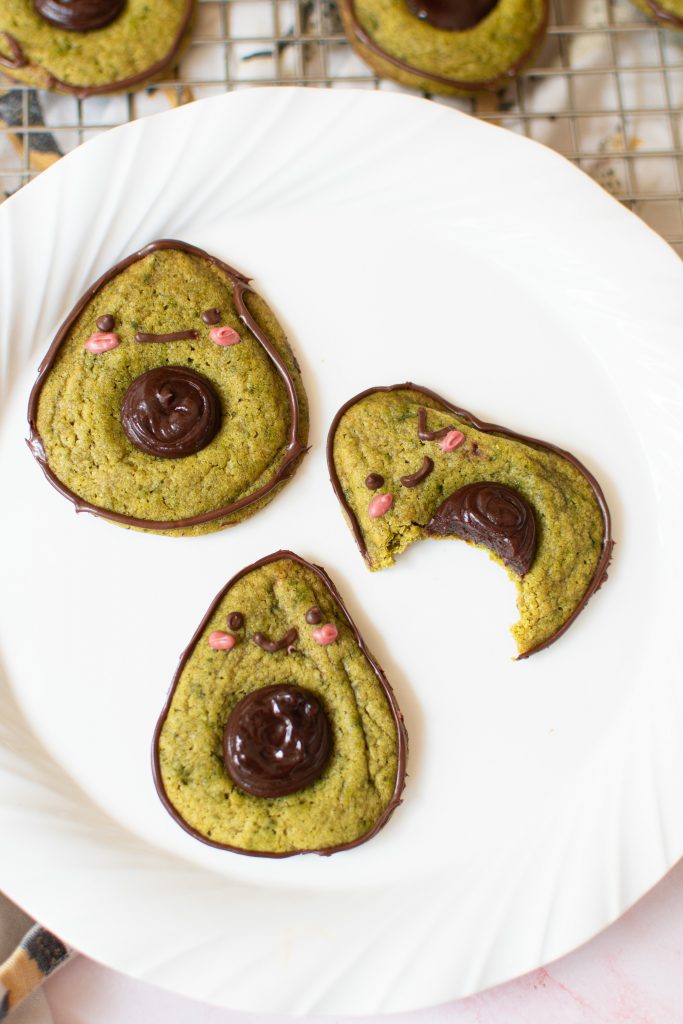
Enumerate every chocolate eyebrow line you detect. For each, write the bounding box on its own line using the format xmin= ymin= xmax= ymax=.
xmin=135 ymin=330 xmax=199 ymax=343
xmin=252 ymin=627 xmax=299 ymax=653
xmin=417 ymin=406 xmax=453 ymax=441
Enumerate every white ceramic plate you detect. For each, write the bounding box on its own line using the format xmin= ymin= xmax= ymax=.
xmin=1 ymin=88 xmax=682 ymax=1017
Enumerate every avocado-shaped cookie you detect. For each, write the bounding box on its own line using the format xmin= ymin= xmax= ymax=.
xmin=339 ymin=0 xmax=548 ymax=96
xmin=0 ymin=1 xmax=194 ymax=98
xmin=328 ymin=384 xmax=612 ymax=658
xmin=153 ymin=551 xmax=407 ymax=856
xmin=27 ymin=240 xmax=308 ymax=536
xmin=629 ymin=0 xmax=683 ymax=29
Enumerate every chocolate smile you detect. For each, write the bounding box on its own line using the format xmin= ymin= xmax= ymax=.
xmin=252 ymin=628 xmax=299 ymax=653
xmin=400 ymin=456 xmax=434 ymax=488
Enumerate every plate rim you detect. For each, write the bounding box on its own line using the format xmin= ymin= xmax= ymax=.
xmin=1 ymin=85 xmax=682 ymax=1016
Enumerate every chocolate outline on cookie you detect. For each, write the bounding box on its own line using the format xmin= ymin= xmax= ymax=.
xmin=152 ymin=550 xmax=408 ymax=857
xmin=641 ymin=0 xmax=683 ymax=28
xmin=327 ymin=383 xmax=613 ymax=659
xmin=0 ymin=2 xmax=194 ymax=98
xmin=27 ymin=239 xmax=306 ymax=531
xmin=339 ymin=0 xmax=549 ymax=93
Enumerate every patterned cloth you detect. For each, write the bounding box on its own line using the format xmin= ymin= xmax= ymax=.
xmin=0 ymin=897 xmax=70 ymax=1022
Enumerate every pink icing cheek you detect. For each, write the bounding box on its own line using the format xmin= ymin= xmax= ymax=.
xmin=84 ymin=332 xmax=120 ymax=354
xmin=210 ymin=326 xmax=241 ymax=347
xmin=313 ymin=623 xmax=338 ymax=646
xmin=439 ymin=430 xmax=465 ymax=452
xmin=208 ymin=631 xmax=236 ymax=651
xmin=368 ymin=493 xmax=394 ymax=518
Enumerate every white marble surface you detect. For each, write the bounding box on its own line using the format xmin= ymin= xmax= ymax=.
xmin=40 ymin=857 xmax=683 ymax=1024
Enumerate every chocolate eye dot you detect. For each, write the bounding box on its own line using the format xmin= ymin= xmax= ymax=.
xmin=201 ymin=308 xmax=221 ymax=325
xmin=365 ymin=473 xmax=385 ymax=490
xmin=305 ymin=606 xmax=322 ymax=625
xmin=228 ymin=612 xmax=244 ymax=630
xmin=96 ymin=313 xmax=115 ymax=332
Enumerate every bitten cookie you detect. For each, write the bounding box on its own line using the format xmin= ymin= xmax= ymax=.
xmin=327 ymin=384 xmax=612 ymax=658
xmin=339 ymin=0 xmax=548 ymax=96
xmin=153 ymin=551 xmax=407 ymax=856
xmin=27 ymin=240 xmax=308 ymax=536
xmin=0 ymin=1 xmax=194 ymax=98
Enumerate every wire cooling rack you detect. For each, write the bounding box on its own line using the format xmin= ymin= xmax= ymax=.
xmin=1 ymin=0 xmax=682 ymax=254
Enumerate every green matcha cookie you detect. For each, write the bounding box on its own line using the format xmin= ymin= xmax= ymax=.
xmin=0 ymin=0 xmax=194 ymax=98
xmin=27 ymin=240 xmax=308 ymax=536
xmin=328 ymin=384 xmax=612 ymax=658
xmin=153 ymin=551 xmax=407 ymax=856
xmin=630 ymin=0 xmax=683 ymax=29
xmin=339 ymin=0 xmax=548 ymax=96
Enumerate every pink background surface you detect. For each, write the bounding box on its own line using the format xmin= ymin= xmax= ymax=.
xmin=42 ymin=858 xmax=683 ymax=1023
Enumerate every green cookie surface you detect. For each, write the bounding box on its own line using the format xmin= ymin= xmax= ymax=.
xmin=154 ymin=552 xmax=407 ymax=856
xmin=29 ymin=241 xmax=308 ymax=535
xmin=0 ymin=1 xmax=193 ymax=96
xmin=328 ymin=385 xmax=611 ymax=658
xmin=339 ymin=0 xmax=548 ymax=96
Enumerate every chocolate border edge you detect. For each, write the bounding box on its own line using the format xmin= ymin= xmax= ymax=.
xmin=26 ymin=239 xmax=307 ymax=531
xmin=642 ymin=0 xmax=683 ymax=28
xmin=151 ymin=550 xmax=409 ymax=857
xmin=340 ymin=0 xmax=550 ymax=93
xmin=326 ymin=382 xmax=614 ymax=660
xmin=0 ymin=1 xmax=195 ymax=98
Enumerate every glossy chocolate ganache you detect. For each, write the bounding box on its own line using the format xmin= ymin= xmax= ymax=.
xmin=404 ymin=0 xmax=498 ymax=31
xmin=33 ymin=0 xmax=126 ymax=32
xmin=427 ymin=481 xmax=537 ymax=577
xmin=223 ymin=684 xmax=332 ymax=798
xmin=120 ymin=366 xmax=221 ymax=459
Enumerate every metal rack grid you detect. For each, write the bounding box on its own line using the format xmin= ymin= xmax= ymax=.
xmin=1 ymin=0 xmax=682 ymax=254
